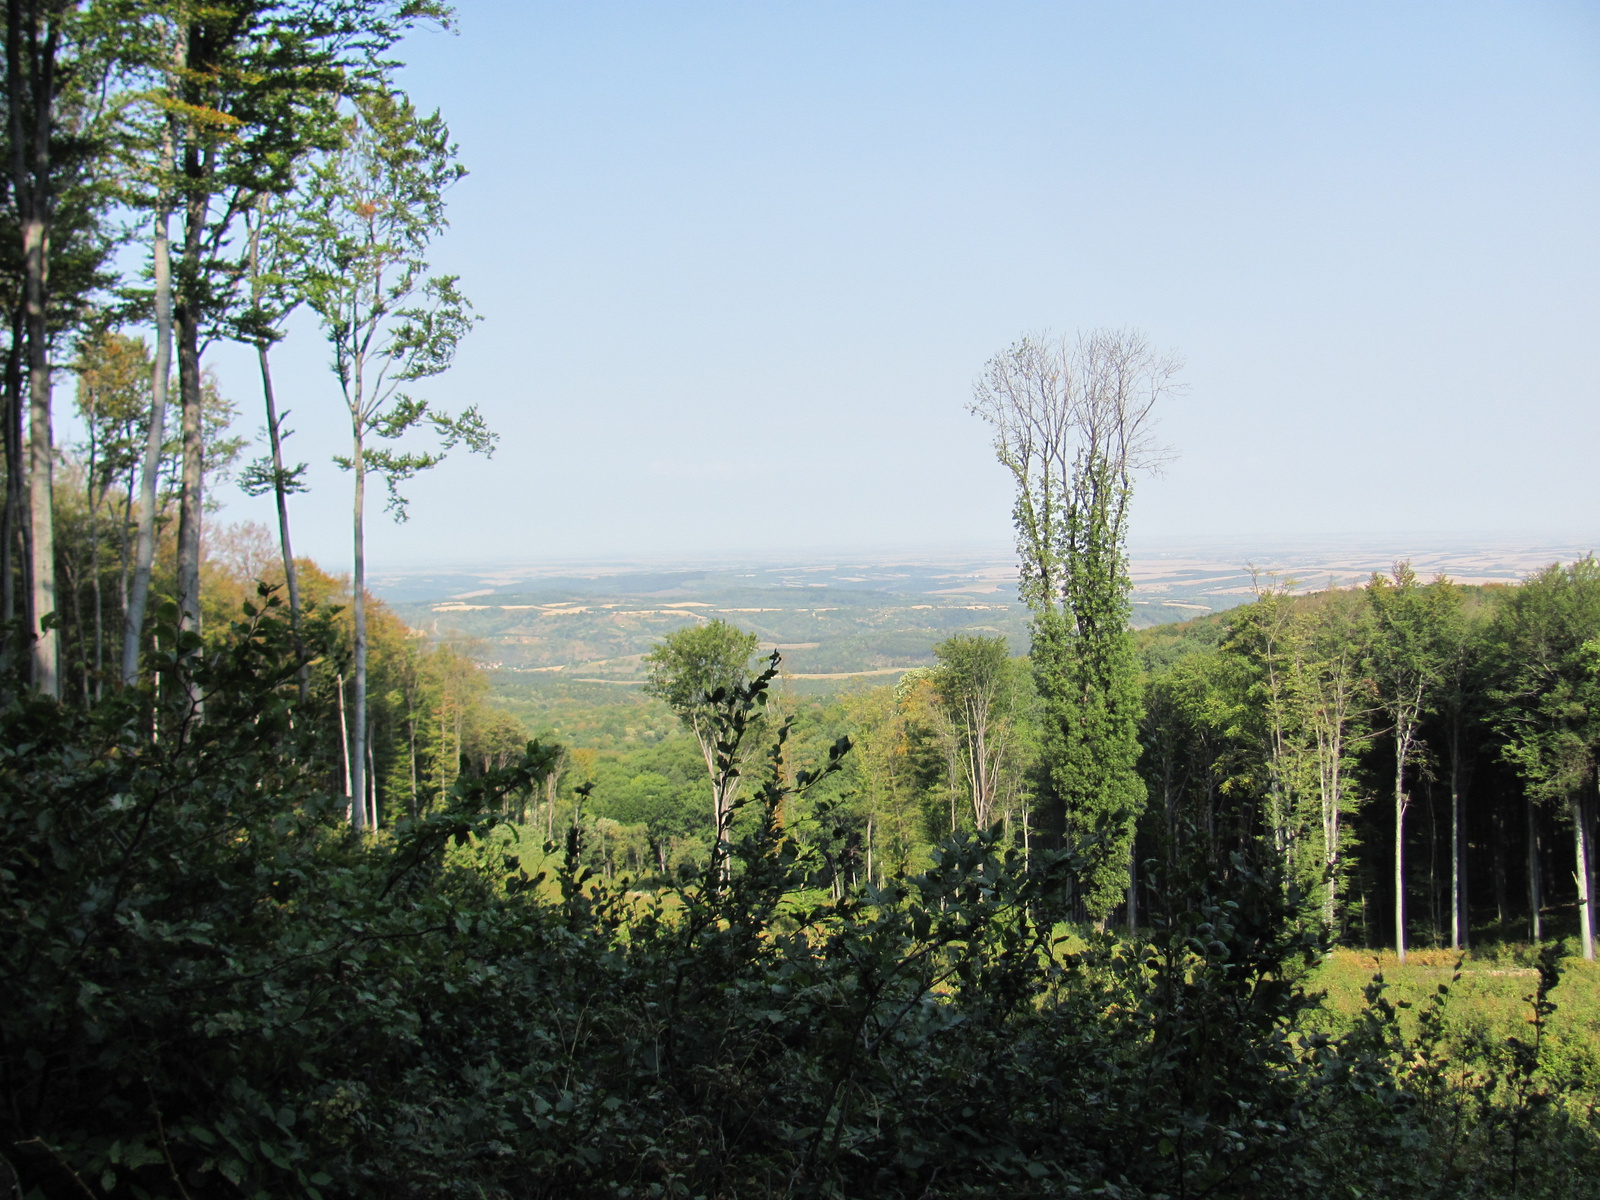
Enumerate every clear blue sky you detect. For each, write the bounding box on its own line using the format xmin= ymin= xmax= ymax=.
xmin=203 ymin=0 xmax=1600 ymax=566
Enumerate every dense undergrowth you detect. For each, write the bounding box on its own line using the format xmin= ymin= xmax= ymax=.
xmin=3 ymin=596 xmax=1598 ymax=1199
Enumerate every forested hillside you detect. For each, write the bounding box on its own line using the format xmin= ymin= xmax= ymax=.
xmin=1 ymin=3 xmax=1597 ymax=1197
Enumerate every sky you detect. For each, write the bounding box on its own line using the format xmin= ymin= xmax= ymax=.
xmin=192 ymin=0 xmax=1600 ymax=568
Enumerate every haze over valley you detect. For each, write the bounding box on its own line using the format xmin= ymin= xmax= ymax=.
xmin=380 ymin=534 xmax=1600 ymax=683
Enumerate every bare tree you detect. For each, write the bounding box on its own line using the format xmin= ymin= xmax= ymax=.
xmin=969 ymin=329 xmax=1177 ymax=617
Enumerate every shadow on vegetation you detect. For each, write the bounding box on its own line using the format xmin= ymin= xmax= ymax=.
xmin=2 ymin=594 xmax=1597 ymax=1198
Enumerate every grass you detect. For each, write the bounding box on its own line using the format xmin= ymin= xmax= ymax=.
xmin=1307 ymin=945 xmax=1600 ymax=1093
xmin=469 ymin=825 xmax=1600 ymax=1093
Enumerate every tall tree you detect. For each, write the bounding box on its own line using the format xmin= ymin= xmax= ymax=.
xmin=642 ymin=618 xmax=761 ymax=857
xmin=5 ymin=0 xmax=113 ymax=695
xmin=1488 ymin=558 xmax=1600 ymax=961
xmin=235 ymin=188 xmax=309 ymax=695
xmin=1434 ymin=591 xmax=1484 ymax=949
xmin=301 ymin=88 xmax=486 ymax=830
xmin=971 ymin=329 xmax=1179 ymax=920
xmin=120 ymin=0 xmax=449 ymax=682
xmin=1292 ymin=587 xmax=1374 ymax=931
xmin=7 ymin=0 xmax=64 ymax=695
xmin=1367 ymin=564 xmax=1454 ymax=963
xmin=117 ymin=0 xmax=178 ymax=685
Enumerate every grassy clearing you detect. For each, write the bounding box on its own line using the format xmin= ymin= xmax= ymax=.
xmin=1307 ymin=946 xmax=1600 ymax=1092
xmin=472 ymin=826 xmax=1600 ymax=1091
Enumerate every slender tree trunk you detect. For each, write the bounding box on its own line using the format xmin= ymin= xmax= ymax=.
xmin=173 ymin=300 xmax=202 ymax=635
xmin=350 ymin=423 xmax=367 ymax=830
xmin=1450 ymin=731 xmax=1464 ymax=949
xmin=0 ymin=307 xmax=21 ymax=634
xmin=1394 ymin=747 xmax=1408 ymax=962
xmin=173 ymin=113 xmax=208 ymax=643
xmin=336 ymin=670 xmax=352 ymax=815
xmin=866 ymin=811 xmax=874 ymax=886
xmin=1527 ymin=797 xmax=1542 ymax=942
xmin=1126 ymin=839 xmax=1137 ymax=934
xmin=116 ymin=463 xmax=133 ymax=648
xmin=367 ymin=727 xmax=377 ymax=830
xmin=87 ymin=434 xmax=103 ymax=699
xmin=257 ymin=343 xmax=308 ymax=698
xmin=1576 ymin=793 xmax=1594 ymax=961
xmin=123 ymin=128 xmax=176 ymax=685
xmin=408 ymin=714 xmax=418 ymax=818
xmin=1492 ymin=801 xmax=1508 ymax=932
xmin=69 ymin=552 xmax=88 ymax=703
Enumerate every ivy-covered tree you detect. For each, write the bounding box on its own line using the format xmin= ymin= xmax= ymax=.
xmin=971 ymin=328 xmax=1180 ymax=922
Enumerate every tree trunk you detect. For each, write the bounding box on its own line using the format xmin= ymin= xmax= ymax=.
xmin=1577 ymin=793 xmax=1594 ymax=961
xmin=116 ymin=461 xmax=133 ymax=650
xmin=1492 ymin=801 xmax=1508 ymax=932
xmin=10 ymin=0 xmax=60 ymax=698
xmin=121 ymin=67 xmax=178 ymax=685
xmin=1527 ymin=797 xmax=1542 ymax=942
xmin=24 ymin=216 xmax=54 ymax=697
xmin=257 ymin=343 xmax=308 ymax=699
xmin=173 ymin=299 xmax=202 ymax=636
xmin=350 ymin=425 xmax=367 ymax=830
xmin=87 ymin=428 xmax=103 ymax=698
xmin=172 ymin=96 xmax=209 ymax=641
xmin=367 ymin=728 xmax=377 ymax=830
xmin=0 ymin=306 xmax=21 ymax=634
xmin=1450 ymin=737 xmax=1465 ymax=949
xmin=336 ymin=671 xmax=352 ymax=817
xmin=1394 ymin=749 xmax=1407 ymax=962
xmin=408 ymin=714 xmax=418 ymax=819
xmin=1126 ymin=838 xmax=1137 ymax=934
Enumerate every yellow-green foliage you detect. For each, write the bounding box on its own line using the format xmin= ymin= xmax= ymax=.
xmin=1309 ymin=946 xmax=1600 ymax=1093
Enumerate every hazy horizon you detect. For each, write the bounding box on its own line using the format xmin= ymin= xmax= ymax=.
xmin=108 ymin=1 xmax=1598 ymax=569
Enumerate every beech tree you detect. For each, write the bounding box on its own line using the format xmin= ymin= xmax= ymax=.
xmin=1293 ymin=587 xmax=1375 ymax=931
xmin=933 ymin=633 xmax=1025 ymax=832
xmin=235 ymin=188 xmax=310 ymax=696
xmin=1489 ymin=559 xmax=1600 ymax=961
xmin=1367 ymin=565 xmax=1454 ymax=963
xmin=70 ymin=330 xmax=150 ymax=693
xmin=4 ymin=0 xmax=116 ymax=696
xmin=642 ymin=618 xmax=761 ymax=856
xmin=301 ymin=89 xmax=487 ymax=829
xmin=120 ymin=0 xmax=450 ymax=683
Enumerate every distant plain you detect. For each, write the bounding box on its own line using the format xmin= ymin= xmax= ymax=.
xmin=377 ymin=536 xmax=1598 ymax=692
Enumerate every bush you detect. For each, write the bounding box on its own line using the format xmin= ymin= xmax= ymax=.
xmin=2 ymin=598 xmax=1597 ymax=1198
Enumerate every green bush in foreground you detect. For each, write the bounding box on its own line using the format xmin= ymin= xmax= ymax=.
xmin=2 ymin=596 xmax=1598 ymax=1198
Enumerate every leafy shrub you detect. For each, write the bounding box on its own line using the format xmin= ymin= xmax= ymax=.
xmin=2 ymin=597 xmax=1597 ymax=1198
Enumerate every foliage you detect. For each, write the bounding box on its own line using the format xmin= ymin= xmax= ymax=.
xmin=304 ymin=87 xmax=489 ymax=519
xmin=972 ymin=332 xmax=1174 ymax=923
xmin=1133 ymin=569 xmax=1600 ymax=960
xmin=642 ymin=618 xmax=763 ymax=844
xmin=4 ymin=607 xmax=1597 ymax=1198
